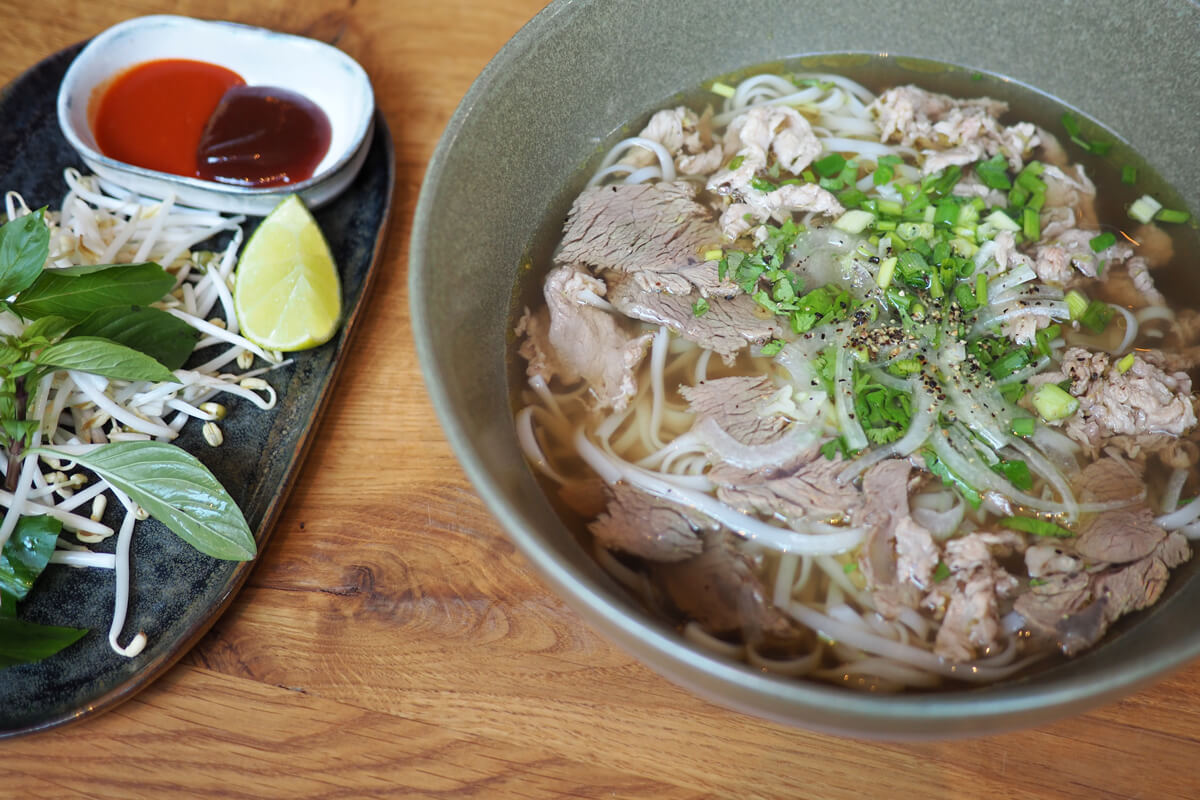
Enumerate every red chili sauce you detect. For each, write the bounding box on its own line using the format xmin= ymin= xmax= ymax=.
xmin=91 ymin=59 xmax=332 ymax=188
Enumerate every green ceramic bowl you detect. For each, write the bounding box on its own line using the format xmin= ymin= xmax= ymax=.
xmin=411 ymin=0 xmax=1200 ymax=737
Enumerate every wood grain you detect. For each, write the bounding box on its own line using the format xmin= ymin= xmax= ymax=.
xmin=1 ymin=1 xmax=1198 ymax=798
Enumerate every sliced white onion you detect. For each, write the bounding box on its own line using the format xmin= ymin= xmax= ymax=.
xmin=1108 ymin=303 xmax=1139 ymax=354
xmin=1160 ymin=468 xmax=1189 ymax=515
xmin=1155 ymin=493 xmax=1200 ymax=530
xmin=834 ymin=344 xmax=868 ymax=451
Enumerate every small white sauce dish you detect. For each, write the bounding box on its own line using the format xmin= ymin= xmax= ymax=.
xmin=57 ymin=15 xmax=375 ymax=215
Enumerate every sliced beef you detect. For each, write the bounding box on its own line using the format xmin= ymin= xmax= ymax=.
xmin=653 ymin=530 xmax=799 ymax=639
xmin=1103 ymin=433 xmax=1199 ymax=470
xmin=606 ymin=272 xmax=784 ymax=362
xmin=868 ymin=84 xmax=1037 ymax=172
xmin=1012 ymin=462 xmax=1192 ymax=656
xmin=1070 ymin=458 xmax=1166 ymax=563
xmin=1024 ymin=544 xmax=1083 ymax=578
xmin=1012 ymin=573 xmax=1107 ymax=656
xmin=1034 ymin=228 xmax=1132 ymax=283
xmin=853 ymin=460 xmax=938 ymax=618
xmin=1073 ymin=457 xmax=1145 ymax=504
xmin=556 ymin=181 xmax=729 ymax=297
xmin=1075 ymin=507 xmax=1167 ymax=564
xmin=1014 ymin=533 xmax=1189 ymax=657
xmin=679 ymin=376 xmax=790 ymax=446
xmin=923 ymin=532 xmax=1021 ymax=662
xmin=520 ymin=264 xmax=653 ymax=412
xmin=1038 ymin=163 xmax=1098 ymax=239
xmin=1130 ymin=223 xmax=1174 ymax=269
xmin=1093 ymin=256 xmax=1165 ymax=309
xmin=710 ymin=452 xmax=863 ymax=524
xmin=589 ymin=482 xmax=707 ymax=562
xmin=1027 ymin=347 xmax=1197 ymax=450
xmin=715 ymin=183 xmax=843 ymax=241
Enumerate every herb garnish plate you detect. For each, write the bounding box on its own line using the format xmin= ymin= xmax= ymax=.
xmin=0 ymin=42 xmax=393 ymax=737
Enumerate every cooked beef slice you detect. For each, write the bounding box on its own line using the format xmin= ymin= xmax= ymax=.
xmin=589 ymin=482 xmax=707 ymax=562
xmin=556 ymin=181 xmax=729 ymax=297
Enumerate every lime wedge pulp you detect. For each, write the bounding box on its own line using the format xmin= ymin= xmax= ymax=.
xmin=234 ymin=194 xmax=341 ymax=351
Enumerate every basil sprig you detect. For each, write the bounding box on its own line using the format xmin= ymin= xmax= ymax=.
xmin=0 ymin=208 xmax=254 ymax=668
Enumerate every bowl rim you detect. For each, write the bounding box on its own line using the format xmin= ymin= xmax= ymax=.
xmin=410 ymin=0 xmax=1200 ymax=737
xmin=55 ymin=14 xmax=375 ymax=209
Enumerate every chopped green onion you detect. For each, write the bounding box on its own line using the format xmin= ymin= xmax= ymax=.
xmin=1015 ymin=170 xmax=1046 ymax=194
xmin=843 ymin=561 xmax=859 ymax=574
xmin=1080 ymin=300 xmax=1114 ymax=334
xmin=1089 ymin=231 xmax=1117 ymax=252
xmin=934 ymin=198 xmax=960 ymax=228
xmin=814 ymin=153 xmax=846 ymax=178
xmin=888 ymin=357 xmax=922 ymax=376
xmin=692 ymin=298 xmax=710 ymax=317
xmin=929 ymin=268 xmax=944 ymax=298
xmin=994 ymin=459 xmax=1034 ymax=491
xmin=1122 ymin=165 xmax=1137 ymax=184
xmin=876 ymin=256 xmax=897 ymax=289
xmin=711 ymin=81 xmax=736 ymax=98
xmin=1022 ymin=207 xmax=1040 ymax=240
xmin=760 ymin=339 xmax=785 ymax=356
xmin=837 ymin=187 xmax=868 ymax=208
xmin=833 ymin=209 xmax=875 ymax=234
xmin=877 ymin=198 xmax=904 ymax=217
xmin=999 ymin=515 xmax=1075 ymax=538
xmin=750 ymin=176 xmax=777 ymax=192
xmin=975 ymin=154 xmax=1012 ymax=190
xmin=985 ymin=209 xmax=1021 ymax=232
xmin=1117 ymin=352 xmax=1136 ymax=373
xmin=726 ymin=154 xmax=745 ymax=171
xmin=896 ymin=222 xmax=935 ymax=241
xmin=989 ymin=348 xmax=1030 ymax=380
xmin=1036 ymin=323 xmax=1061 ymax=358
xmin=872 ymin=165 xmax=894 ymax=185
xmin=1065 ymin=289 xmax=1089 ymax=320
xmin=1157 ymin=208 xmax=1191 ymax=224
xmin=932 ymin=561 xmax=952 ymax=582
xmin=1061 ymin=112 xmax=1081 ymax=139
xmin=1010 ymin=417 xmax=1035 ymax=437
xmin=1129 ymin=194 xmax=1163 ymax=224
xmin=1032 ymin=383 xmax=1079 ymax=421
xmin=975 ymin=272 xmax=987 ymax=305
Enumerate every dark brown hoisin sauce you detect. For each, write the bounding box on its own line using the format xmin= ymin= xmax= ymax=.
xmin=196 ymin=85 xmax=332 ymax=187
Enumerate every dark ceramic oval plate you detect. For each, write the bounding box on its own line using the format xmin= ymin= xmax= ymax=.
xmin=0 ymin=43 xmax=393 ymax=737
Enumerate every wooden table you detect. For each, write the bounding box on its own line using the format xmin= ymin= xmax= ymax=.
xmin=2 ymin=1 xmax=1198 ymax=797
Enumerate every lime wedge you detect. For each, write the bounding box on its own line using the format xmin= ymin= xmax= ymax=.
xmin=233 ymin=195 xmax=341 ymax=351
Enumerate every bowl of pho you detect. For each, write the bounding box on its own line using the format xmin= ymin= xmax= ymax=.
xmin=410 ymin=0 xmax=1200 ymax=737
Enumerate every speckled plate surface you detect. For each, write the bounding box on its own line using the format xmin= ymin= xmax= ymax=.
xmin=0 ymin=42 xmax=394 ymax=737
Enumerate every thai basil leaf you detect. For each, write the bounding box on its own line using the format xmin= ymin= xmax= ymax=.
xmin=0 ymin=342 xmax=24 ymax=367
xmin=0 ymin=616 xmax=88 ymax=668
xmin=69 ymin=305 xmax=199 ymax=371
xmin=21 ymin=314 xmax=72 ymax=346
xmin=0 ymin=209 xmax=50 ymax=298
xmin=36 ymin=336 xmax=177 ymax=383
xmin=30 ymin=442 xmax=256 ymax=561
xmin=0 ymin=514 xmax=61 ymax=601
xmin=11 ymin=263 xmax=174 ymax=322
